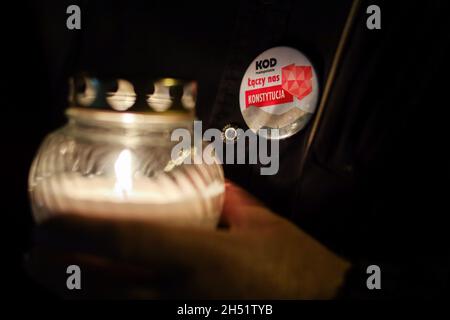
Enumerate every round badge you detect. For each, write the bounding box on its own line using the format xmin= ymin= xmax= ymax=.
xmin=239 ymin=46 xmax=319 ymax=139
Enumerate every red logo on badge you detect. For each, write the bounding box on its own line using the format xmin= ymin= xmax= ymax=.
xmin=245 ymin=85 xmax=293 ymax=108
xmin=281 ymin=64 xmax=313 ymax=101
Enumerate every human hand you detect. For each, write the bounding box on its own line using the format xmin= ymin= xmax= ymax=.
xmin=27 ymin=181 xmax=350 ymax=299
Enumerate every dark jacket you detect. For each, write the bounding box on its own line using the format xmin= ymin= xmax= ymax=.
xmin=9 ymin=0 xmax=450 ymax=298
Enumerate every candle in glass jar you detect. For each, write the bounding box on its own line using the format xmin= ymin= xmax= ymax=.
xmin=31 ymin=150 xmax=224 ymax=228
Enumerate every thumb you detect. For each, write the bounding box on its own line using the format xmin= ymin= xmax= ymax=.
xmin=221 ymin=180 xmax=282 ymax=230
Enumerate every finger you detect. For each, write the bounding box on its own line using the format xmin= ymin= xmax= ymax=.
xmin=34 ymin=215 xmax=233 ymax=270
xmin=33 ymin=216 xmax=249 ymax=298
xmin=221 ymin=180 xmax=282 ymax=230
xmin=26 ymin=246 xmax=161 ymax=299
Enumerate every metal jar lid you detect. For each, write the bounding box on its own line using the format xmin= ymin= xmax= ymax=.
xmin=68 ymin=74 xmax=197 ymax=120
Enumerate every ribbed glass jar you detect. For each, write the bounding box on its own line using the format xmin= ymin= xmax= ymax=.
xmin=28 ymin=107 xmax=224 ymax=228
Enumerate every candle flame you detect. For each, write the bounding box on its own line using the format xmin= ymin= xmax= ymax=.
xmin=114 ymin=149 xmax=133 ymax=198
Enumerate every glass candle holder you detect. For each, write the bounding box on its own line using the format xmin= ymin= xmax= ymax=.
xmin=28 ymin=76 xmax=224 ymax=228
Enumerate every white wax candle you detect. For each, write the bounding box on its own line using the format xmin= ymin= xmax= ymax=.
xmin=31 ymin=150 xmax=224 ymax=228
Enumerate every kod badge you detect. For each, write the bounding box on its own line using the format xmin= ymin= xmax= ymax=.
xmin=239 ymin=46 xmax=319 ymax=139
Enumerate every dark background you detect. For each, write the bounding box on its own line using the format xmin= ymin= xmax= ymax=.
xmin=3 ymin=0 xmax=450 ymax=299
